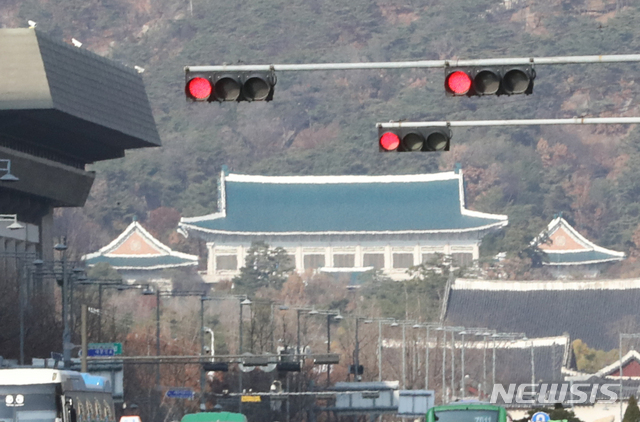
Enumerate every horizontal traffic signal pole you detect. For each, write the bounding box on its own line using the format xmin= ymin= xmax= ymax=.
xmin=186 ymin=54 xmax=640 ymax=72
xmin=377 ymin=116 xmax=640 ymax=129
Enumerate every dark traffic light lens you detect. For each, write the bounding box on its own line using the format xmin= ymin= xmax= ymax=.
xmin=474 ymin=70 xmax=500 ymax=95
xmin=187 ymin=77 xmax=212 ymax=101
xmin=214 ymin=77 xmax=242 ymax=101
xmin=446 ymin=71 xmax=472 ymax=95
xmin=426 ymin=132 xmax=449 ymax=151
xmin=379 ymin=132 xmax=400 ymax=151
xmin=243 ymin=77 xmax=270 ymax=101
xmin=402 ymin=132 xmax=425 ymax=151
xmin=503 ymin=69 xmax=530 ymax=94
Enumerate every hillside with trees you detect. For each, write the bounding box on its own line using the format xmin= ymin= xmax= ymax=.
xmin=2 ymin=0 xmax=640 ymax=276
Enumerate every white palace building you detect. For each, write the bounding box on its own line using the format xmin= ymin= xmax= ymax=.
xmin=178 ymin=168 xmax=509 ymax=283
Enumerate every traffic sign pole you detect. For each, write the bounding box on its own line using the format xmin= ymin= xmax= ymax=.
xmin=377 ymin=117 xmax=640 ymax=129
xmin=187 ymin=54 xmax=640 ymax=73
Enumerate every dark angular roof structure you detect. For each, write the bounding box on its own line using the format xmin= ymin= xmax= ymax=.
xmin=442 ymin=279 xmax=640 ymax=351
xmin=179 ymin=170 xmax=508 ymax=239
xmin=0 ymin=28 xmax=160 ymax=165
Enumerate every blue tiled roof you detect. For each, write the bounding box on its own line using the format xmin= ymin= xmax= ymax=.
xmin=546 ymin=250 xmax=623 ymax=264
xmin=181 ymin=172 xmax=507 ymax=234
xmin=84 ymin=255 xmax=196 ymax=270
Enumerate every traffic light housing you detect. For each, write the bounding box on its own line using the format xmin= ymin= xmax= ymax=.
xmin=349 ymin=365 xmax=364 ymax=375
xmin=185 ymin=70 xmax=277 ymax=102
xmin=202 ymin=362 xmax=229 ymax=372
xmin=276 ymin=362 xmax=301 ymax=372
xmin=444 ymin=65 xmax=535 ymax=96
xmin=378 ymin=126 xmax=451 ymax=152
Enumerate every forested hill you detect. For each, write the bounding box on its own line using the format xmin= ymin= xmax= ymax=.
xmin=3 ymin=0 xmax=640 ymax=275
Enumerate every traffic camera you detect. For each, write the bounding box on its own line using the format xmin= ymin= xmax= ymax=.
xmin=444 ymin=65 xmax=535 ymax=96
xmin=185 ymin=69 xmax=276 ymax=102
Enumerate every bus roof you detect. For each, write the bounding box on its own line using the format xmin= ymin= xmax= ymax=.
xmin=181 ymin=412 xmax=247 ymax=422
xmin=0 ymin=368 xmax=110 ymax=392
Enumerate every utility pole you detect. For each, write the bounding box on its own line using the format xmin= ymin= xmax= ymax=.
xmin=81 ymin=305 xmax=88 ymax=372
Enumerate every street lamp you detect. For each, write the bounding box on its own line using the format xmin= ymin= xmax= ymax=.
xmin=197 ymin=294 xmax=248 ymax=411
xmin=306 ymin=309 xmax=343 ymax=386
xmin=0 ymin=214 xmax=24 ymax=230
xmin=0 ymin=159 xmax=19 ymax=181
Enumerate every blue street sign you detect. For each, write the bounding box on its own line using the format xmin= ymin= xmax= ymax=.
xmin=165 ymin=389 xmax=194 ymax=399
xmin=532 ymin=412 xmax=550 ymax=422
xmin=87 ymin=346 xmax=115 ymax=357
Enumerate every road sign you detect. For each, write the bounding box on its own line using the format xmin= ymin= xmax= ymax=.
xmin=165 ymin=389 xmax=194 ymax=399
xmin=87 ymin=343 xmax=122 ymax=356
xmin=532 ymin=412 xmax=550 ymax=422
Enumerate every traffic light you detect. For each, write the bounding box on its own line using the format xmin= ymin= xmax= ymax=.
xmin=378 ymin=126 xmax=451 ymax=152
xmin=202 ymin=362 xmax=229 ymax=372
xmin=444 ymin=65 xmax=535 ymax=96
xmin=349 ymin=365 xmax=364 ymax=375
xmin=185 ymin=70 xmax=276 ymax=102
xmin=276 ymin=362 xmax=301 ymax=372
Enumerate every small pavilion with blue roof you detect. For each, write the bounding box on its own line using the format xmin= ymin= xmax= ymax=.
xmin=178 ymin=169 xmax=508 ymax=282
xmin=83 ymin=219 xmax=199 ymax=284
xmin=535 ymin=216 xmax=625 ymax=278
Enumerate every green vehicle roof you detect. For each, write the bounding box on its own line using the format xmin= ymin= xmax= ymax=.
xmin=430 ymin=403 xmax=504 ymax=411
xmin=181 ymin=412 xmax=247 ymax=422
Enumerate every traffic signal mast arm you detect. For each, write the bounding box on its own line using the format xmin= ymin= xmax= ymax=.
xmin=377 ymin=116 xmax=640 ymax=129
xmin=186 ymin=53 xmax=640 ymax=72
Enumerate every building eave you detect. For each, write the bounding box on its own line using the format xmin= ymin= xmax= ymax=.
xmin=178 ymin=219 xmax=509 ymax=238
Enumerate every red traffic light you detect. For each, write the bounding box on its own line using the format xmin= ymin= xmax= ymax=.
xmin=378 ymin=127 xmax=451 ymax=152
xmin=186 ymin=77 xmax=212 ymax=101
xmin=185 ymin=70 xmax=277 ymax=102
xmin=445 ymin=66 xmax=535 ymax=97
xmin=445 ymin=71 xmax=472 ymax=96
xmin=379 ymin=132 xmax=401 ymax=151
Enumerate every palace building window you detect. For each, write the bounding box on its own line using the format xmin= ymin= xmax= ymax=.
xmin=393 ymin=253 xmax=414 ymax=269
xmin=452 ymin=252 xmax=473 ymax=267
xmin=304 ymin=254 xmax=325 ymax=269
xmin=333 ymin=254 xmax=355 ymax=268
xmin=216 ymin=255 xmax=238 ymax=270
xmin=363 ymin=253 xmax=385 ymax=269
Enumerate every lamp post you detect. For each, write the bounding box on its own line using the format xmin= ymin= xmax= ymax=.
xmin=619 ymin=333 xmax=640 ymax=421
xmin=77 ymin=279 xmax=130 ymax=342
xmin=328 ymin=312 xmax=343 ymax=385
xmin=287 ymin=306 xmax=343 ymax=385
xmin=238 ymin=297 xmax=251 ymax=414
xmin=457 ymin=328 xmax=490 ymax=399
xmin=31 ymin=253 xmax=88 ymax=369
xmin=363 ymin=318 xmax=395 ymax=382
xmin=1 ymin=251 xmax=37 ymax=365
xmin=199 ymin=295 xmax=246 ymax=410
xmin=152 ymin=290 xmax=209 ymax=391
xmin=53 ymin=238 xmax=72 ymax=368
xmin=411 ymin=323 xmax=443 ymax=390
xmin=389 ymin=320 xmax=417 ymax=389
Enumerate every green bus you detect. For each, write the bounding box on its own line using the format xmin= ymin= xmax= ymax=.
xmin=426 ymin=402 xmax=510 ymax=422
xmin=180 ymin=412 xmax=247 ymax=422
